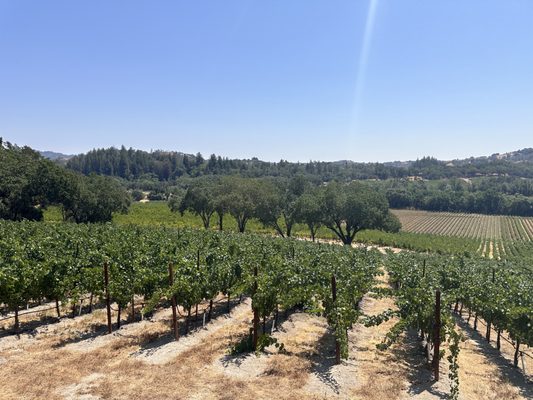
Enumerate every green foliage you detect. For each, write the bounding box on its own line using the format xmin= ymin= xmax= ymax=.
xmin=0 ymin=220 xmax=379 ymax=363
xmin=0 ymin=139 xmax=130 ymax=223
xmin=319 ymin=181 xmax=399 ymax=244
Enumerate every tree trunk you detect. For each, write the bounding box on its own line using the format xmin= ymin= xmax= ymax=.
xmin=195 ymin=303 xmax=199 ymax=322
xmin=473 ymin=313 xmax=478 ymax=331
xmin=286 ymin=223 xmax=292 ymax=238
xmin=486 ymin=318 xmax=492 ymax=342
xmin=227 ymin=292 xmax=231 ymax=313
xmin=496 ymin=329 xmax=501 ymax=350
xmin=218 ymin=213 xmax=223 ymax=231
xmin=202 ymin=213 xmax=210 ymax=229
xmin=237 ymin=216 xmax=247 ymax=233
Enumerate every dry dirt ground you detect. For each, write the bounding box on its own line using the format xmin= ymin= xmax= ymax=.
xmin=1 ymin=274 xmax=531 ymax=399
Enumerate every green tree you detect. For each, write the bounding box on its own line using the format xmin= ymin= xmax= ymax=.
xmin=295 ymin=187 xmax=324 ymax=241
xmin=223 ymin=177 xmax=263 ymax=233
xmin=177 ymin=181 xmax=215 ymax=229
xmin=320 ymin=182 xmax=398 ymax=245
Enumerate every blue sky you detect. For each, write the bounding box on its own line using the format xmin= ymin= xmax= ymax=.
xmin=0 ymin=0 xmax=532 ymax=162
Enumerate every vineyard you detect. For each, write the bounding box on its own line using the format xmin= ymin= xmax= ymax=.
xmin=0 ymin=221 xmax=379 ymax=361
xmin=380 ymin=253 xmax=532 ymax=386
xmin=1 ymin=220 xmax=532 ymax=399
xmin=378 ymin=210 xmax=533 ymax=261
xmin=392 ymin=210 xmax=533 ymax=241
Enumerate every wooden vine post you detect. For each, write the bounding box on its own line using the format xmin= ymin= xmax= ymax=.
xmin=514 ymin=339 xmax=521 ymax=368
xmin=486 ymin=268 xmax=495 ymax=342
xmin=13 ymin=308 xmax=19 ymax=334
xmin=104 ymin=262 xmax=112 ymax=334
xmin=168 ymin=263 xmax=179 ymax=341
xmin=130 ymin=296 xmax=135 ymax=323
xmin=208 ymin=298 xmax=213 ymax=322
xmin=252 ymin=266 xmax=259 ymax=351
xmin=332 ymin=274 xmax=341 ymax=365
xmin=433 ymin=289 xmax=441 ymax=381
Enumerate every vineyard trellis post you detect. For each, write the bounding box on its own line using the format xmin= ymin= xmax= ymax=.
xmin=332 ymin=274 xmax=341 ymax=365
xmin=252 ymin=266 xmax=259 ymax=351
xmin=514 ymin=339 xmax=521 ymax=367
xmin=433 ymin=289 xmax=441 ymax=381
xmin=55 ymin=299 xmax=61 ymax=319
xmin=13 ymin=308 xmax=19 ymax=333
xmin=168 ymin=263 xmax=179 ymax=341
xmin=486 ymin=268 xmax=496 ymax=342
xmin=104 ymin=262 xmax=112 ymax=334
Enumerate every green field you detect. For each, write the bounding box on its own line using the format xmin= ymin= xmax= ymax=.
xmin=43 ymin=201 xmax=533 ymax=261
xmin=44 ymin=201 xmax=339 ymax=240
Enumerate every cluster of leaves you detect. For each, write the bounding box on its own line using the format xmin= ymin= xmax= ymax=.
xmin=0 ymin=221 xmax=380 ymax=360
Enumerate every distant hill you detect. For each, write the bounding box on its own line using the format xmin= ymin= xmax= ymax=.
xmin=488 ymin=148 xmax=533 ymax=163
xmin=39 ymin=150 xmax=73 ymax=162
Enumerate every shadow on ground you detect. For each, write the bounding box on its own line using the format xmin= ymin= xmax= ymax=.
xmin=455 ymin=317 xmax=533 ymax=398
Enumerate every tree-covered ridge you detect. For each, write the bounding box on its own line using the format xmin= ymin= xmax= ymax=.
xmin=0 ymin=138 xmax=130 ymax=222
xmin=376 ymin=177 xmax=533 ymax=217
xmin=65 ymin=146 xmax=533 ymax=182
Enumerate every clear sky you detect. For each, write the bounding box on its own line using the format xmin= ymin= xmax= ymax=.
xmin=1 ymin=1 xmax=532 ymax=162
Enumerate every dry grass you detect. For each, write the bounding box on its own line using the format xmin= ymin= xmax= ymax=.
xmin=1 ymin=274 xmax=530 ymax=400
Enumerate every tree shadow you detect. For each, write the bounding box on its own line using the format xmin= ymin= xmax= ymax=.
xmin=455 ymin=317 xmax=533 ymax=398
